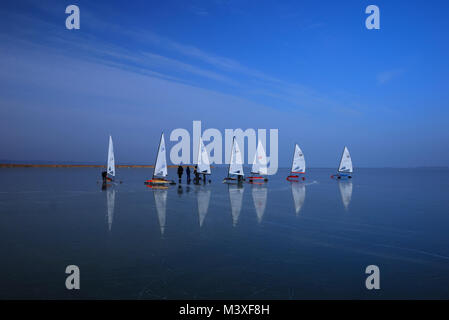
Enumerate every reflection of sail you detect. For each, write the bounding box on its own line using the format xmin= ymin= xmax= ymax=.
xmin=338 ymin=181 xmax=353 ymax=210
xmin=252 ymin=185 xmax=267 ymax=223
xmin=153 ymin=189 xmax=168 ymax=236
xmin=228 ymin=184 xmax=244 ymax=227
xmin=291 ymin=182 xmax=306 ymax=216
xmin=197 ymin=188 xmax=211 ymax=227
xmin=106 ymin=188 xmax=116 ymax=231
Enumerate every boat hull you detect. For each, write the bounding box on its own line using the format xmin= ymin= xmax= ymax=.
xmin=222 ymin=177 xmax=243 ymax=184
xmin=247 ymin=176 xmax=268 ymax=184
xmin=144 ymin=178 xmax=176 ymax=186
xmin=331 ymin=173 xmax=352 ymax=179
xmin=286 ymin=173 xmax=305 ymax=182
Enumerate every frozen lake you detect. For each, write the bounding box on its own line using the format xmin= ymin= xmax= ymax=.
xmin=0 ymin=167 xmax=449 ymax=299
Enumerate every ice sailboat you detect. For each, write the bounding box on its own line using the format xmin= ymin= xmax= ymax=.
xmin=248 ymin=140 xmax=268 ymax=184
xmin=286 ymin=144 xmax=306 ymax=181
xmin=223 ymin=137 xmax=244 ymax=184
xmin=195 ymin=136 xmax=211 ymax=183
xmin=332 ymin=146 xmax=353 ymax=179
xmin=106 ymin=135 xmax=115 ymax=182
xmin=145 ymin=133 xmax=175 ymax=187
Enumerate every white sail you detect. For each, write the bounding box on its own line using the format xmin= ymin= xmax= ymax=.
xmin=251 ymin=140 xmax=268 ymax=175
xmin=291 ymin=144 xmax=305 ymax=173
xmin=291 ymin=182 xmax=306 ymax=215
xmin=228 ymin=185 xmax=244 ymax=227
xmin=107 ymin=135 xmax=115 ymax=177
xmin=229 ymin=137 xmax=244 ymax=176
xmin=252 ymin=185 xmax=267 ymax=223
xmin=106 ymin=188 xmax=116 ymax=231
xmin=338 ymin=146 xmax=353 ymax=173
xmin=153 ymin=189 xmax=167 ymax=236
xmin=338 ymin=181 xmax=353 ymax=210
xmin=154 ymin=133 xmax=168 ymax=178
xmin=197 ymin=137 xmax=211 ymax=174
xmin=197 ymin=188 xmax=211 ymax=227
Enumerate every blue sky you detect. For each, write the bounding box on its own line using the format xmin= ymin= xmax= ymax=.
xmin=0 ymin=0 xmax=448 ymax=167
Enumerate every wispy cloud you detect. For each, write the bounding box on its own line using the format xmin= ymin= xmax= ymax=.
xmin=377 ymin=69 xmax=404 ymax=85
xmin=0 ymin=5 xmax=361 ymax=116
xmin=191 ymin=6 xmax=209 ymax=16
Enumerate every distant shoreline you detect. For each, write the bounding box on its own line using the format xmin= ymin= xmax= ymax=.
xmin=0 ymin=163 xmax=447 ymax=169
xmin=0 ymin=164 xmax=198 ymax=168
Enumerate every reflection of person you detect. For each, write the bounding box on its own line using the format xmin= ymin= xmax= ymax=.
xmin=177 ymin=165 xmax=184 ymax=182
xmin=238 ymin=175 xmax=243 ymax=183
xmin=202 ymin=173 xmax=206 ymax=183
xmin=186 ymin=166 xmax=191 ymax=183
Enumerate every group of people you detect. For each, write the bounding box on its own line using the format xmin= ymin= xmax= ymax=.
xmin=177 ymin=165 xmax=208 ymax=184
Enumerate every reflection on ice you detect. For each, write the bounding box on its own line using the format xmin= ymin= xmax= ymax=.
xmin=291 ymin=182 xmax=306 ymax=216
xmin=106 ymin=187 xmax=116 ymax=232
xmin=338 ymin=181 xmax=353 ymax=210
xmin=153 ymin=189 xmax=168 ymax=236
xmin=252 ymin=185 xmax=267 ymax=223
xmin=228 ymin=184 xmax=244 ymax=227
xmin=196 ymin=187 xmax=211 ymax=227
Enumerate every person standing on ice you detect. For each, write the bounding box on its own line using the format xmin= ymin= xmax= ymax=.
xmin=177 ymin=165 xmax=184 ymax=183
xmin=186 ymin=166 xmax=191 ymax=183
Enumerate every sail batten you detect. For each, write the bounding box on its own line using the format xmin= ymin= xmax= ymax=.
xmin=107 ymin=136 xmax=115 ymax=177
xmin=251 ymin=140 xmax=268 ymax=175
xmin=228 ymin=137 xmax=244 ymax=176
xmin=153 ymin=133 xmax=168 ymax=178
xmin=338 ymin=146 xmax=353 ymax=173
xmin=291 ymin=144 xmax=305 ymax=174
xmin=197 ymin=137 xmax=211 ymax=174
